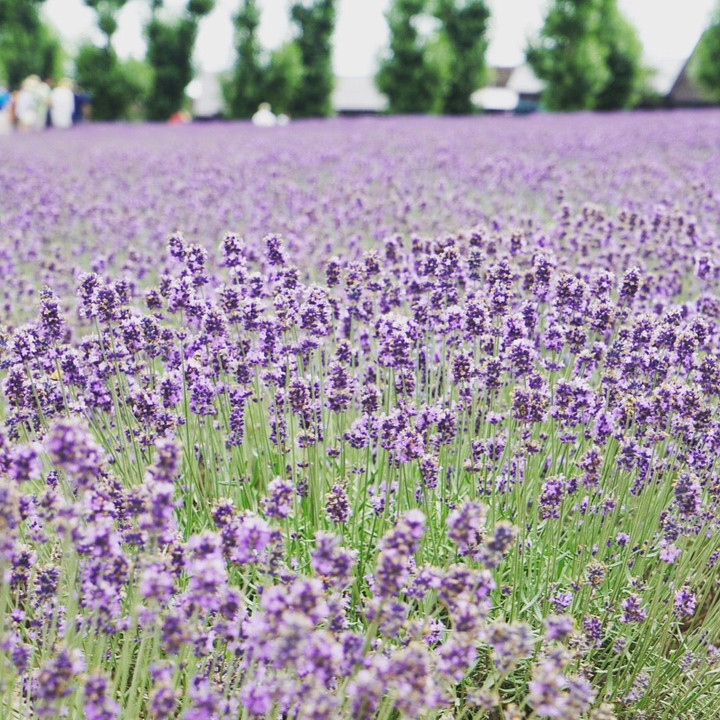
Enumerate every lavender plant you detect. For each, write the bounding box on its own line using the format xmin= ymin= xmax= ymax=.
xmin=0 ymin=111 xmax=719 ymax=718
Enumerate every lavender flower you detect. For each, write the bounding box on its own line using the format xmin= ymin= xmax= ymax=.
xmin=620 ymin=594 xmax=647 ymax=624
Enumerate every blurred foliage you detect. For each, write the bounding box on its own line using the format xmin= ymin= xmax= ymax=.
xmin=226 ymin=1 xmax=303 ymax=119
xmin=692 ymin=3 xmax=720 ymax=102
xmin=73 ymin=0 xmax=136 ymax=120
xmin=376 ymin=0 xmax=443 ymax=114
xmin=528 ymin=0 xmax=643 ymax=111
xmin=123 ymin=57 xmax=154 ymax=119
xmin=75 ymin=43 xmax=149 ymax=120
xmin=0 ymin=0 xmax=63 ymax=87
xmin=263 ymin=42 xmax=302 ymax=116
xmin=145 ymin=0 xmax=213 ymax=121
xmin=288 ymin=0 xmax=335 ymax=117
xmin=594 ymin=0 xmax=644 ymax=110
xmin=227 ymin=0 xmax=304 ymax=119
xmin=146 ymin=15 xmax=198 ymax=121
xmin=527 ymin=0 xmax=610 ymax=111
xmin=83 ymin=0 xmax=126 ymax=43
xmin=227 ymin=0 xmax=264 ymax=118
xmin=434 ymin=0 xmax=490 ymax=114
xmin=377 ymin=0 xmax=490 ymax=115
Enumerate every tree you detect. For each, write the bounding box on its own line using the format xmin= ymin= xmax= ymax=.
xmin=227 ymin=0 xmax=265 ymax=118
xmin=145 ymin=0 xmax=214 ymax=121
xmin=289 ymin=0 xmax=335 ymax=118
xmin=376 ymin=0 xmax=443 ymax=114
xmin=73 ymin=0 xmax=142 ymax=120
xmin=692 ymin=2 xmax=720 ymax=102
xmin=527 ymin=0 xmax=609 ymax=111
xmin=594 ymin=0 xmax=643 ymax=110
xmin=75 ymin=44 xmax=149 ymax=120
xmin=0 ymin=0 xmax=62 ymax=87
xmin=226 ymin=2 xmax=303 ymax=119
xmin=263 ymin=42 xmax=303 ymax=116
xmin=528 ymin=0 xmax=643 ymax=111
xmin=434 ymin=0 xmax=490 ymax=114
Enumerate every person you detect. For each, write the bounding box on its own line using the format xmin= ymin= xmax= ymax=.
xmin=50 ymin=78 xmax=75 ymax=129
xmin=73 ymin=87 xmax=90 ymax=125
xmin=276 ymin=113 xmax=290 ymax=126
xmin=45 ymin=78 xmax=56 ymax=128
xmin=15 ymin=77 xmax=39 ymax=131
xmin=252 ymin=102 xmax=276 ymax=127
xmin=34 ymin=76 xmax=51 ymax=130
xmin=0 ymin=83 xmax=11 ymax=135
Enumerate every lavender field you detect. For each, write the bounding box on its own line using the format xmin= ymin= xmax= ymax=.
xmin=1 ymin=111 xmax=720 ymax=719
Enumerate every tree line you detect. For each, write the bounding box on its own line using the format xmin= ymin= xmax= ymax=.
xmin=2 ymin=0 xmax=720 ymax=121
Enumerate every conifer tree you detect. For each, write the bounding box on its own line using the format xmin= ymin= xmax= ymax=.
xmin=434 ymin=0 xmax=490 ymax=115
xmin=376 ymin=0 xmax=442 ymax=114
xmin=528 ymin=0 xmax=643 ymax=111
xmin=145 ymin=0 xmax=214 ymax=121
xmin=692 ymin=2 xmax=720 ymax=101
xmin=288 ymin=0 xmax=335 ymax=118
xmin=228 ymin=0 xmax=265 ymax=118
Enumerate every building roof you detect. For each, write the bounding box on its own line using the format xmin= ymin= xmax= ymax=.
xmin=473 ymin=64 xmax=544 ymax=110
xmin=489 ymin=66 xmax=514 ymax=88
xmin=332 ymin=76 xmax=388 ymax=113
xmin=668 ymin=58 xmax=711 ymax=105
xmin=645 ymin=56 xmax=688 ymax=96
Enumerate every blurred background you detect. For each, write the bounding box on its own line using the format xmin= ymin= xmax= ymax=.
xmin=1 ymin=0 xmax=719 ymax=128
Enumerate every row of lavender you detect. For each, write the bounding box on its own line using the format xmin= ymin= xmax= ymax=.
xmin=1 ymin=113 xmax=720 ymax=718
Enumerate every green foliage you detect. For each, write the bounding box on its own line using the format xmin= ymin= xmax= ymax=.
xmin=692 ymin=3 xmax=720 ymax=102
xmin=0 ymin=0 xmax=63 ymax=87
xmin=83 ymin=0 xmax=126 ymax=43
xmin=73 ymin=0 xmax=136 ymax=120
xmin=527 ymin=0 xmax=609 ymax=111
xmin=289 ymin=0 xmax=335 ymax=118
xmin=74 ymin=43 xmax=147 ymax=120
xmin=528 ymin=0 xmax=643 ymax=111
xmin=187 ymin=0 xmax=213 ymax=16
xmin=122 ymin=57 xmax=154 ymax=119
xmin=145 ymin=0 xmax=214 ymax=122
xmin=227 ymin=1 xmax=303 ymax=119
xmin=145 ymin=16 xmax=197 ymax=121
xmin=227 ymin=0 xmax=265 ymax=118
xmin=594 ymin=0 xmax=644 ymax=110
xmin=376 ymin=0 xmax=443 ymax=114
xmin=263 ymin=42 xmax=303 ymax=116
xmin=434 ymin=0 xmax=490 ymax=114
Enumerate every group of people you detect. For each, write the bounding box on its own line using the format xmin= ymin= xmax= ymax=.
xmin=0 ymin=76 xmax=89 ymax=136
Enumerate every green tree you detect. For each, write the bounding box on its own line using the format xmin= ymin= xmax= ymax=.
xmin=594 ymin=0 xmax=643 ymax=110
xmin=289 ymin=0 xmax=335 ymax=117
xmin=75 ymin=44 xmax=148 ymax=120
xmin=528 ymin=0 xmax=644 ymax=111
xmin=263 ymin=42 xmax=303 ymax=116
xmin=0 ymin=0 xmax=62 ymax=87
xmin=376 ymin=0 xmax=442 ymax=114
xmin=527 ymin=0 xmax=609 ymax=110
xmin=434 ymin=0 xmax=490 ymax=114
xmin=692 ymin=2 xmax=720 ymax=102
xmin=145 ymin=0 xmax=214 ymax=121
xmin=227 ymin=0 xmax=265 ymax=118
xmin=73 ymin=0 xmax=141 ymax=120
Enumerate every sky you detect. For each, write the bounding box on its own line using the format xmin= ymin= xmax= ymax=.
xmin=44 ymin=0 xmax=717 ymax=78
